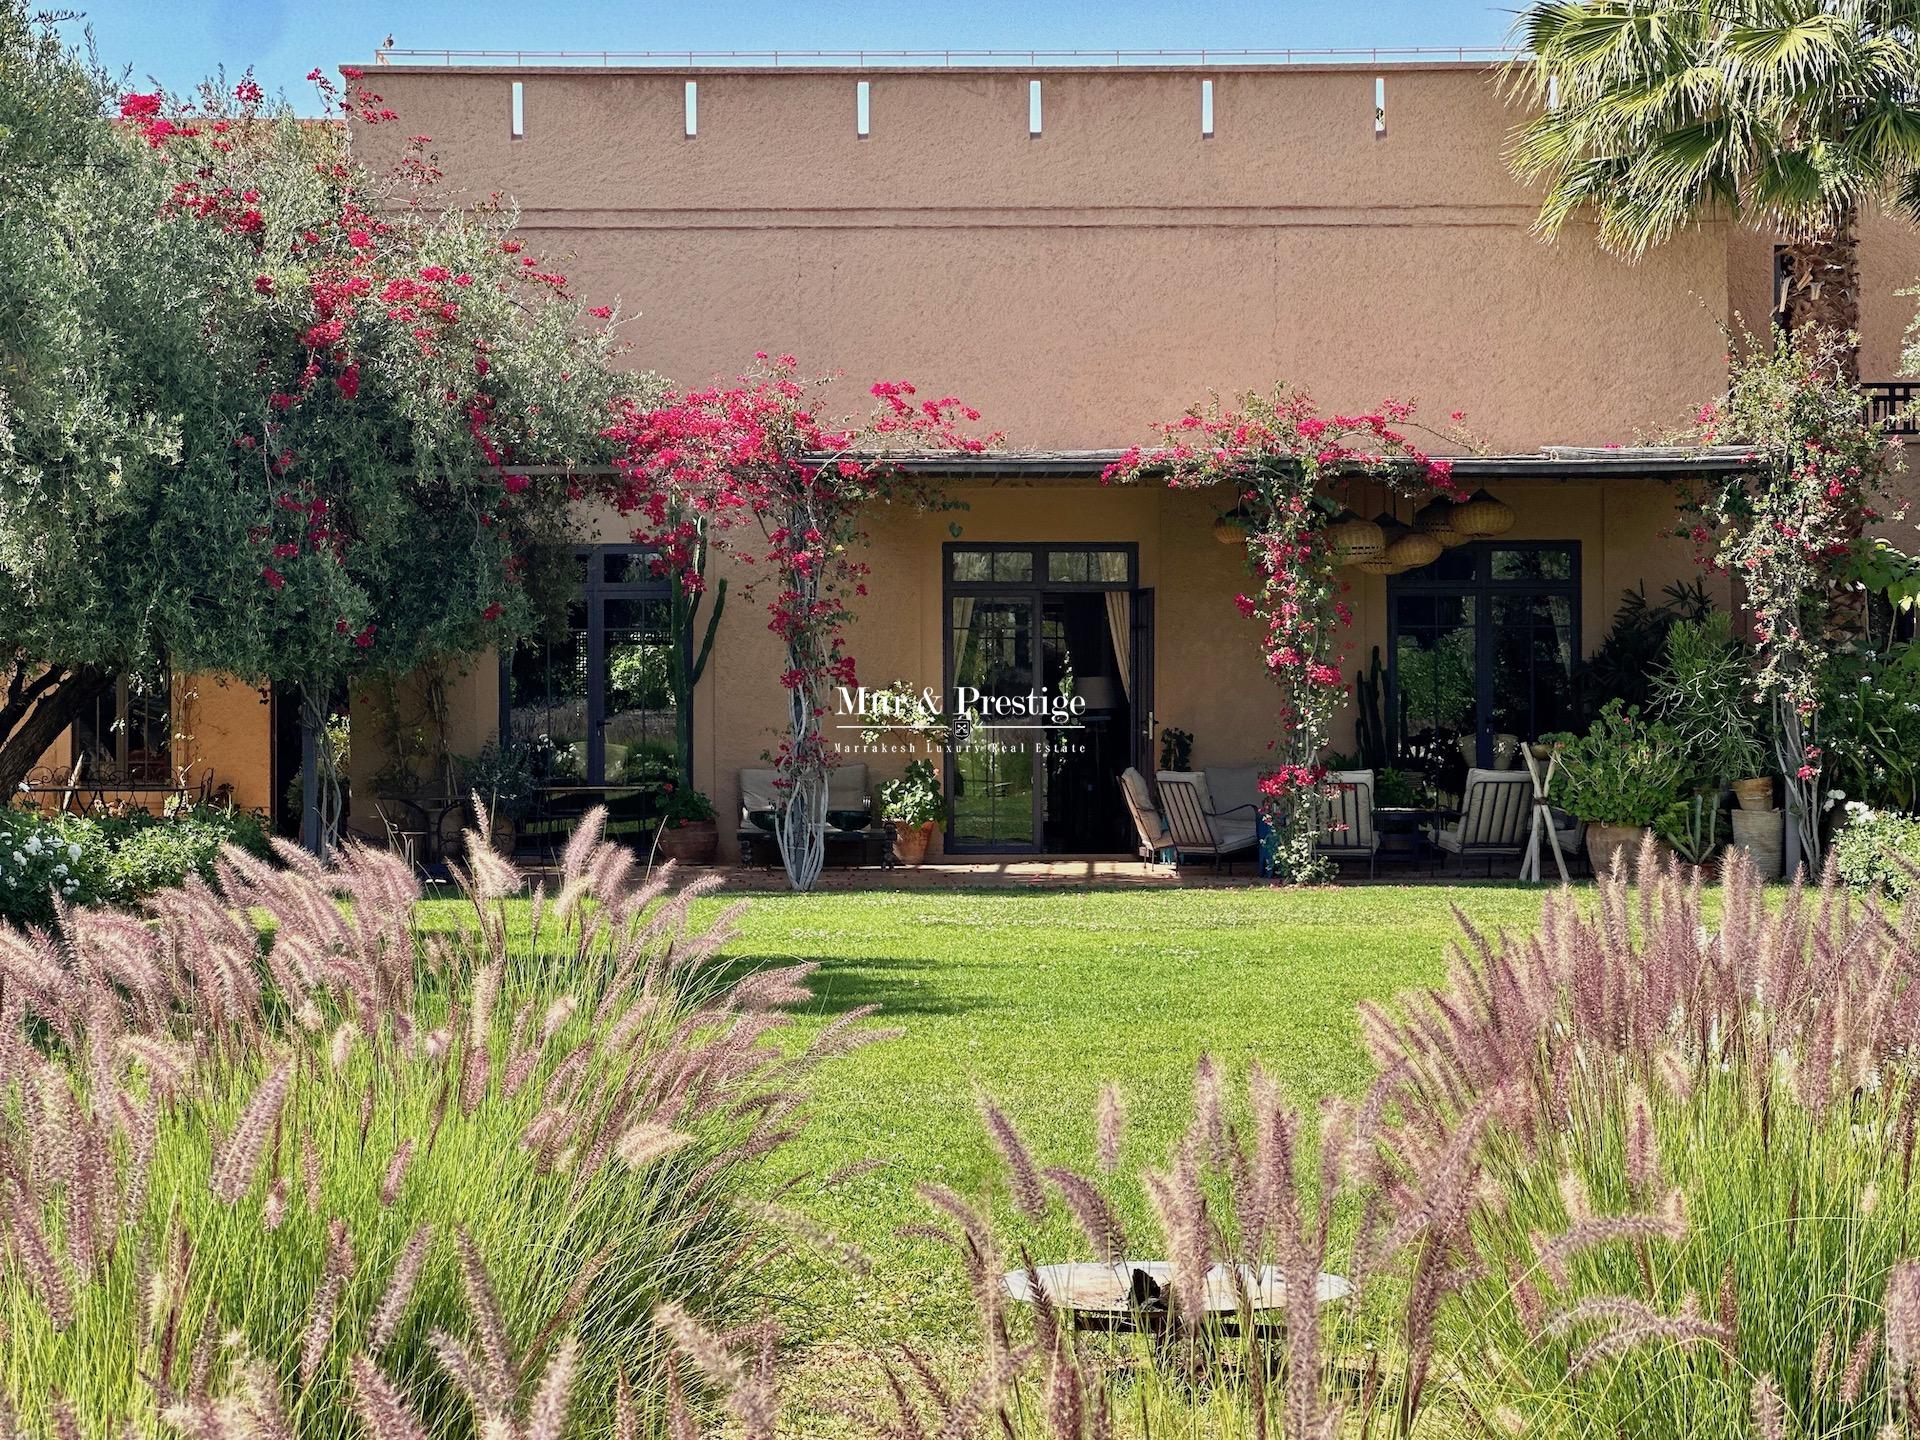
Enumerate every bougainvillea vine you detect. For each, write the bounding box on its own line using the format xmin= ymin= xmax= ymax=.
xmin=1105 ymin=388 xmax=1467 ymax=881
xmin=606 ymin=355 xmax=992 ymax=891
xmin=1677 ymin=328 xmax=1904 ymax=869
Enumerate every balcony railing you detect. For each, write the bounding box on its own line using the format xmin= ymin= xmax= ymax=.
xmin=1867 ymin=381 xmax=1919 ymax=436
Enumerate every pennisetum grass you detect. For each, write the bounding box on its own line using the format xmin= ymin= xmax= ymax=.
xmin=0 ymin=803 xmax=871 ymax=1438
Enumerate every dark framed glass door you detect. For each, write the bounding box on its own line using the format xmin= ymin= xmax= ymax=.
xmin=1388 ymin=542 xmax=1580 ymax=771
xmin=943 ymin=543 xmax=1143 ymax=854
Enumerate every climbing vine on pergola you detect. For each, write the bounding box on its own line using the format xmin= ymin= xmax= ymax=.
xmin=1105 ymin=387 xmax=1467 ymax=881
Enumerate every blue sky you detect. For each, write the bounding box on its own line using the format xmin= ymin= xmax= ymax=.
xmin=68 ymin=0 xmax=1519 ymax=109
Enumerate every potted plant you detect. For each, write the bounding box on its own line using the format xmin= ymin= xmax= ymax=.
xmin=881 ymin=759 xmax=946 ymax=866
xmin=654 ymin=782 xmax=718 ymax=865
xmin=1655 ymin=791 xmax=1727 ymax=874
xmin=1549 ymin=701 xmax=1690 ymax=875
xmin=1651 ymin=614 xmax=1772 ymax=808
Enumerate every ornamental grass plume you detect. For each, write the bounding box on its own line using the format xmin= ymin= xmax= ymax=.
xmin=0 ymin=806 xmax=859 ymax=1438
xmin=1363 ymin=838 xmax=1920 ymax=1438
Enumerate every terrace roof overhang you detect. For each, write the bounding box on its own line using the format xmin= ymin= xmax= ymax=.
xmin=859 ymin=445 xmax=1764 ymax=482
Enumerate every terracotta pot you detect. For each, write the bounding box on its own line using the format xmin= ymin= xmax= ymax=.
xmin=891 ymin=819 xmax=936 ymax=866
xmin=1732 ymin=777 xmax=1774 ymax=812
xmin=657 ymin=818 xmax=718 ymax=865
xmin=1586 ymin=823 xmax=1649 ymax=877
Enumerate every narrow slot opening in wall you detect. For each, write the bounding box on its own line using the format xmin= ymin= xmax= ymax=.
xmin=1028 ymin=78 xmax=1042 ymax=137
xmin=684 ymin=80 xmax=698 ymax=138
xmin=856 ymin=79 xmax=870 ymax=137
xmin=1374 ymin=77 xmax=1386 ymax=136
xmin=510 ymin=80 xmax=524 ymax=139
xmin=1201 ymin=78 xmax=1214 ymax=137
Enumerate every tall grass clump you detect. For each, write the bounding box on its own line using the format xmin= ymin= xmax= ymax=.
xmin=1364 ymin=838 xmax=1920 ymax=1438
xmin=656 ymin=844 xmax=1920 ymax=1440
xmin=0 ymin=806 xmax=868 ymax=1437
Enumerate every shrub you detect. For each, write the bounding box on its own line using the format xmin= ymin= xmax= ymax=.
xmin=0 ymin=803 xmax=269 ymax=924
xmin=1652 ymin=611 xmax=1766 ymax=785
xmin=1832 ymin=806 xmax=1920 ymax=899
xmin=0 ymin=811 xmax=864 ymax=1435
xmin=879 ymin=760 xmax=946 ymax=827
xmin=1548 ymin=700 xmax=1691 ymax=827
xmin=1821 ymin=645 xmax=1920 ymax=813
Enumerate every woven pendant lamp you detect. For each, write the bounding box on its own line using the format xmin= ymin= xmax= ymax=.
xmin=1452 ymin=487 xmax=1516 ymax=538
xmin=1354 ymin=512 xmax=1413 ymax=574
xmin=1384 ymin=516 xmax=1443 ymax=571
xmin=1323 ymin=509 xmax=1385 ymax=566
xmin=1413 ymin=495 xmax=1468 ymax=548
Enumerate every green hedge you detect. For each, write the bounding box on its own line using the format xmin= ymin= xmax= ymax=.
xmin=0 ymin=804 xmax=271 ymax=924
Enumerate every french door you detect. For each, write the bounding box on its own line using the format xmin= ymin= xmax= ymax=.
xmin=942 ymin=543 xmax=1144 ymax=853
xmin=1387 ymin=542 xmax=1580 ymax=769
xmin=500 ymin=546 xmax=684 ymax=787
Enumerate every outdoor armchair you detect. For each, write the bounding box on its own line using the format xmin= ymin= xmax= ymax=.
xmin=1154 ymin=770 xmax=1259 ymax=872
xmin=1314 ymin=769 xmax=1379 ymax=876
xmin=1430 ymin=768 xmax=1533 ymax=872
xmin=1118 ymin=767 xmax=1173 ymax=863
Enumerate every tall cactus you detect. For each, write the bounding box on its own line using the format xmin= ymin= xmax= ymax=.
xmin=1354 ymin=645 xmax=1388 ymax=771
xmin=670 ymin=519 xmax=726 ymax=787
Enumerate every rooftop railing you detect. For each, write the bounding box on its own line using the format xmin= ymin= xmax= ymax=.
xmin=1867 ymin=381 xmax=1919 ymax=437
xmin=372 ymin=46 xmax=1520 ymax=70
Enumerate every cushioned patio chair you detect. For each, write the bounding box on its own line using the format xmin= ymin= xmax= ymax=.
xmin=1314 ymin=769 xmax=1379 ymax=877
xmin=1430 ymin=768 xmax=1533 ymax=874
xmin=1119 ymin=767 xmax=1173 ymax=863
xmin=1155 ymin=770 xmax=1259 ymax=872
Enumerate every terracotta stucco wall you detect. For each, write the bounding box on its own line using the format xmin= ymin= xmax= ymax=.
xmin=354 ymin=63 xmax=1732 ymax=452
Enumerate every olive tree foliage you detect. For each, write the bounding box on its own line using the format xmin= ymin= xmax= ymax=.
xmin=0 ymin=7 xmax=645 ymax=839
xmin=0 ymin=3 xmax=207 ymax=786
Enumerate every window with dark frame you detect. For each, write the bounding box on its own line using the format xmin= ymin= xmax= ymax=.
xmin=498 ymin=545 xmax=686 ymax=795
xmin=1388 ymin=541 xmax=1581 ymax=772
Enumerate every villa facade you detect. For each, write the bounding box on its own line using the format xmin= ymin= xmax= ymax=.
xmin=48 ymin=60 xmax=1920 ymax=860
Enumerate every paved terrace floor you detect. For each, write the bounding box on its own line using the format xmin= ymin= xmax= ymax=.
xmin=593 ymin=855 xmax=1560 ymax=889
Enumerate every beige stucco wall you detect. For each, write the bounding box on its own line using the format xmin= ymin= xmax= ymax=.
xmin=27 ymin=670 xmax=273 ymax=815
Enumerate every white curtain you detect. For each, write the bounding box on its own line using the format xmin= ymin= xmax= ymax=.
xmin=1104 ymin=591 xmax=1132 ymax=700
xmin=951 ymin=597 xmax=976 ymax=682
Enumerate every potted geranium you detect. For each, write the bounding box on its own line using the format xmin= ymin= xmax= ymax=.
xmin=654 ymin=782 xmax=718 ymax=865
xmin=881 ymin=760 xmax=946 ymax=867
xmin=1549 ymin=701 xmax=1690 ymax=875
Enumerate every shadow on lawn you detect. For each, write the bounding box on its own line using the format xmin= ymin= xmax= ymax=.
xmin=710 ymin=950 xmax=975 ymax=1020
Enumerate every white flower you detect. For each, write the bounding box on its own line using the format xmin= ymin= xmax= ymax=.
xmin=66 ymin=843 xmax=80 ymax=862
xmin=10 ymin=852 xmax=22 ymax=866
xmin=24 ymin=834 xmax=41 ymax=854
xmin=52 ymin=863 xmax=67 ymax=878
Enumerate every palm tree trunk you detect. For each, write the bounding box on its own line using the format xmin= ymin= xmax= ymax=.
xmin=1777 ymin=215 xmax=1860 ymax=380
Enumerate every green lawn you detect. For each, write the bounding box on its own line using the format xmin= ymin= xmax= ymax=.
xmin=421 ymin=882 xmax=1565 ymax=1413
xmin=701 ymin=887 xmax=1556 ymax=1346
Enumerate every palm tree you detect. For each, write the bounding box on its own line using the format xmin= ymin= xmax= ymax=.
xmin=1506 ymin=0 xmax=1920 ymax=376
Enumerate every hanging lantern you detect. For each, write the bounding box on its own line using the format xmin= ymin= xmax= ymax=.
xmin=1323 ymin=509 xmax=1385 ymax=566
xmin=1212 ymin=507 xmax=1249 ymax=545
xmin=1452 ymin=486 xmax=1516 ymax=538
xmin=1354 ymin=512 xmax=1414 ymax=574
xmin=1385 ymin=517 xmax=1443 ymax=571
xmin=1413 ymin=496 xmax=1468 ymax=549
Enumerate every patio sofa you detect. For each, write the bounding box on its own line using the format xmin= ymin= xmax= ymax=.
xmin=737 ymin=764 xmax=888 ymax=868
